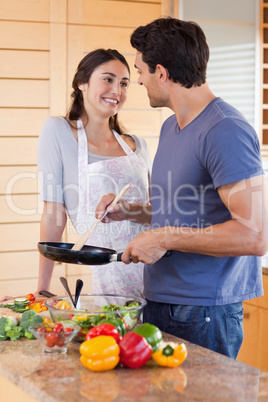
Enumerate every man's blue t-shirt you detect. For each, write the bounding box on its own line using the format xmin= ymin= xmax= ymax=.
xmin=144 ymin=97 xmax=264 ymax=306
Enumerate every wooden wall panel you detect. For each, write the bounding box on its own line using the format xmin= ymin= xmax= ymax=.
xmin=0 ymin=138 xmax=38 ymax=165
xmin=0 ymin=222 xmax=40 ymax=252
xmin=0 ymin=109 xmax=49 ymax=137
xmin=0 ymin=21 xmax=49 ymax=50
xmin=0 ymin=80 xmax=49 ymax=108
xmin=0 ymin=266 xmax=66 ymax=297
xmin=67 ymin=25 xmax=134 ymax=92
xmin=0 ymin=251 xmax=40 ymax=280
xmin=0 ymin=167 xmax=39 ymax=195
xmin=0 ymin=0 xmax=164 ymax=298
xmin=0 ymin=195 xmax=41 ymax=223
xmin=125 ymin=84 xmax=151 ymax=110
xmin=120 ymin=110 xmax=162 ymax=137
xmin=144 ymin=137 xmax=160 ymax=159
xmin=68 ymin=0 xmax=161 ymax=27
xmin=50 ymin=13 xmax=67 ymax=116
xmin=0 ymin=50 xmax=49 ymax=79
xmin=0 ymin=0 xmax=50 ymax=22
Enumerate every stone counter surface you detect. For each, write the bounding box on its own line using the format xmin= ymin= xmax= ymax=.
xmin=0 ymin=332 xmax=268 ymax=402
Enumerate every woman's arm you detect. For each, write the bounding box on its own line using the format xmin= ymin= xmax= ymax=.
xmin=36 ymin=201 xmax=67 ymax=294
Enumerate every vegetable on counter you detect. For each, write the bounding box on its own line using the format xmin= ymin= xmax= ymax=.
xmin=86 ymin=323 xmax=122 ymax=344
xmin=98 ymin=318 xmax=126 ymax=336
xmin=20 ymin=310 xmax=44 ymax=339
xmin=6 ymin=326 xmax=24 ymax=341
xmin=0 ymin=298 xmax=30 ymax=313
xmin=152 ymin=342 xmax=188 ymax=368
xmin=0 ymin=310 xmax=44 ymax=341
xmin=132 ymin=323 xmax=163 ymax=353
xmin=0 ymin=294 xmax=48 ymax=313
xmin=0 ymin=316 xmax=19 ymax=341
xmin=80 ymin=335 xmax=120 ymax=372
xmin=119 ymin=332 xmax=152 ymax=369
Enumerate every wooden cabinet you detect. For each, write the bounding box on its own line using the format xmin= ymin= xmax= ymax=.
xmin=261 ymin=0 xmax=268 ymax=158
xmin=237 ymin=273 xmax=268 ymax=371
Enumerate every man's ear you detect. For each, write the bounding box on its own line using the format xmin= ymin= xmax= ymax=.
xmin=156 ymin=64 xmax=169 ymax=82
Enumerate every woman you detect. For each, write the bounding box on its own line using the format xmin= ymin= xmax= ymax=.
xmin=37 ymin=49 xmax=151 ymax=297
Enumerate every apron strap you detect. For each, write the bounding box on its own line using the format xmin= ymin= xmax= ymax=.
xmin=77 ymin=119 xmax=135 ymax=160
xmin=77 ymin=118 xmax=88 ymax=169
xmin=112 ymin=130 xmax=135 ymax=156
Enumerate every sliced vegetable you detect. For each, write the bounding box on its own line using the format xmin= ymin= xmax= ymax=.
xmin=26 ymin=302 xmax=48 ymax=313
xmin=80 ymin=335 xmax=120 ymax=372
xmin=132 ymin=323 xmax=163 ymax=353
xmin=119 ymin=332 xmax=152 ymax=369
xmin=152 ymin=343 xmax=188 ymax=367
xmin=14 ymin=298 xmax=28 ymax=305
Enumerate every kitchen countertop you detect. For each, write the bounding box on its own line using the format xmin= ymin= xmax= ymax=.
xmin=0 ymin=331 xmax=268 ymax=401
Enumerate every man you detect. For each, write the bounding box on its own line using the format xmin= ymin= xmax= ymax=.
xmin=96 ymin=18 xmax=268 ymax=358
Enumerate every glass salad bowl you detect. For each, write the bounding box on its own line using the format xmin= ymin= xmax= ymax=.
xmin=44 ymin=294 xmax=146 ymax=342
xmin=28 ymin=321 xmax=81 ymax=354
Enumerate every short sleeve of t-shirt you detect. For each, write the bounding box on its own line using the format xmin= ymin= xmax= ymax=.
xmin=37 ymin=117 xmax=65 ymax=203
xmin=201 ymin=118 xmax=263 ymax=189
xmin=37 ymin=117 xmax=152 ymax=206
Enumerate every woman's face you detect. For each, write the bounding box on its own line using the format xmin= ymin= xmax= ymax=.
xmin=79 ymin=59 xmax=130 ymax=119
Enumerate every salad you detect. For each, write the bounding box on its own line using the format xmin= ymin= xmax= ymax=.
xmin=50 ymin=299 xmax=142 ymax=342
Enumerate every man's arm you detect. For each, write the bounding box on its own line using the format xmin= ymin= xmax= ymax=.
xmin=121 ymin=175 xmax=268 ymax=264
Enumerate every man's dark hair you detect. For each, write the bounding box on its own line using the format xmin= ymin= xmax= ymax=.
xmin=130 ymin=17 xmax=209 ymax=88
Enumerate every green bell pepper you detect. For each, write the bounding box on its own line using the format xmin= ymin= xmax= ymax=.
xmin=98 ymin=317 xmax=126 ymax=336
xmin=132 ymin=323 xmax=162 ymax=352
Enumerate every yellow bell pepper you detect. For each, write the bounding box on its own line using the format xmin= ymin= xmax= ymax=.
xmin=80 ymin=335 xmax=120 ymax=372
xmin=152 ymin=342 xmax=187 ymax=368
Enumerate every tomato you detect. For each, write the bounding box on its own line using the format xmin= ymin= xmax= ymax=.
xmin=46 ymin=333 xmax=58 ymax=347
xmin=37 ymin=327 xmax=46 ymax=333
xmin=53 ymin=323 xmax=64 ymax=333
xmin=26 ymin=293 xmax=35 ymax=302
xmin=63 ymin=327 xmax=72 ymax=333
xmin=46 ymin=342 xmax=56 ymax=348
xmin=56 ymin=334 xmax=66 ymax=347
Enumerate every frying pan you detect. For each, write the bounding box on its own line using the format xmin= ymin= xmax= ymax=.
xmin=38 ymin=242 xmax=172 ymax=266
xmin=38 ymin=242 xmax=123 ymax=265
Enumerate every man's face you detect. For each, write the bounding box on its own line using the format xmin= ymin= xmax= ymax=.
xmin=134 ymin=52 xmax=168 ymax=108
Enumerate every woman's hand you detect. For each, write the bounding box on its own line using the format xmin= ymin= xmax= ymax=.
xmin=95 ymin=193 xmax=131 ymax=223
xmin=0 ymin=295 xmax=15 ymax=303
xmin=96 ymin=194 xmax=152 ymax=225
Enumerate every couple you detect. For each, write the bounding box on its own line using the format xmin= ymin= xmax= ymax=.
xmin=16 ymin=18 xmax=268 ymax=359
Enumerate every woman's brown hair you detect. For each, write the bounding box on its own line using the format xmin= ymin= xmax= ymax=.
xmin=66 ymin=48 xmax=130 ymax=134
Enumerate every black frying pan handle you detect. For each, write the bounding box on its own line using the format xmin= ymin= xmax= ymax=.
xmin=39 ymin=290 xmax=57 ymax=298
xmin=116 ymin=250 xmax=172 ymax=262
xmin=116 ymin=252 xmax=123 ymax=261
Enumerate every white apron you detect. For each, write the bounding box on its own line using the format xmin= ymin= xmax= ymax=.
xmin=73 ymin=119 xmax=150 ymax=297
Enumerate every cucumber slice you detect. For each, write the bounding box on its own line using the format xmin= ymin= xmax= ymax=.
xmin=14 ymin=298 xmax=28 ymax=304
xmin=14 ymin=298 xmax=29 ymax=307
xmin=12 ymin=308 xmax=28 ymax=313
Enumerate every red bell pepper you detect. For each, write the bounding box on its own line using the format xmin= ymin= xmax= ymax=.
xmin=85 ymin=323 xmax=122 ymax=344
xmin=119 ymin=332 xmax=152 ymax=369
